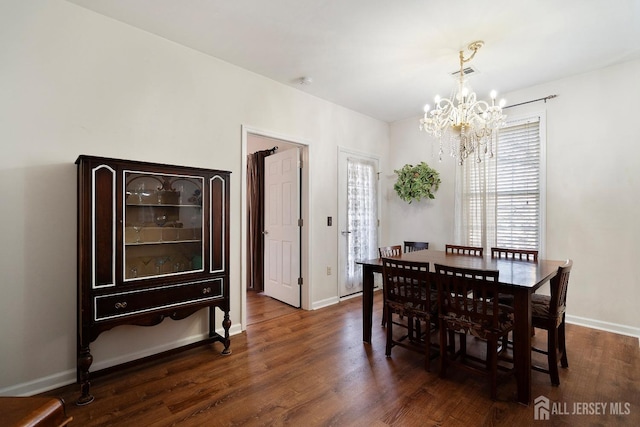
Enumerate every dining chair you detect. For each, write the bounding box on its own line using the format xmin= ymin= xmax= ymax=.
xmin=379 ymin=245 xmax=402 ymax=258
xmin=491 ymin=247 xmax=538 ymax=262
xmin=445 ymin=244 xmax=484 ymax=257
xmin=404 ymin=241 xmax=429 ymax=253
xmin=382 ymin=258 xmax=438 ymax=370
xmin=434 ymin=264 xmax=513 ymax=400
xmin=378 ymin=245 xmax=402 ymax=327
xmin=531 ymin=259 xmax=573 ymax=386
xmin=490 ymin=247 xmax=539 ymax=347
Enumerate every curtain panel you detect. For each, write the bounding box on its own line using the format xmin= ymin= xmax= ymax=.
xmin=345 ymin=157 xmax=378 ymax=293
xmin=454 ymin=154 xmax=497 ymax=249
xmin=246 ymin=149 xmax=274 ymax=291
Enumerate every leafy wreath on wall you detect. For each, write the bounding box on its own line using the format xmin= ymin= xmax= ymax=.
xmin=393 ymin=162 xmax=441 ymax=203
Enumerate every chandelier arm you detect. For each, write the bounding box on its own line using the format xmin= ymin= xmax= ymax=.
xmin=468 ymin=99 xmax=491 ymax=114
xmin=461 ymin=46 xmax=479 ymax=65
xmin=436 ymin=98 xmax=455 ymax=110
xmin=459 ymin=40 xmax=483 ymax=74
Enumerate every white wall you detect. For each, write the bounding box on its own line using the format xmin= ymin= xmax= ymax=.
xmin=0 ymin=0 xmax=389 ymax=394
xmin=387 ymin=120 xmax=457 ymax=249
xmin=388 ymin=59 xmax=640 ymax=336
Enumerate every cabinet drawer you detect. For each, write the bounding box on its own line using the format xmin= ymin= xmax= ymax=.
xmin=94 ymin=278 xmax=224 ymax=321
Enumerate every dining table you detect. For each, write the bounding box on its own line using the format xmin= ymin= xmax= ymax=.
xmin=356 ymin=249 xmax=566 ymax=405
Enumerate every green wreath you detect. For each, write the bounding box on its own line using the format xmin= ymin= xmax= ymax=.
xmin=393 ymin=162 xmax=441 ymax=203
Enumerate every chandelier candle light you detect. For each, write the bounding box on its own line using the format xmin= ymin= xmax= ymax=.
xmin=419 ymin=41 xmax=506 ymax=164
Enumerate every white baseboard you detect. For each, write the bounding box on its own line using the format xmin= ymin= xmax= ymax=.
xmin=0 ymin=368 xmax=77 ymax=397
xmin=0 ymin=324 xmax=244 ymax=397
xmin=311 ymin=296 xmax=339 ymax=310
xmin=340 ymin=292 xmax=363 ymax=302
xmin=566 ymin=315 xmax=640 ymax=343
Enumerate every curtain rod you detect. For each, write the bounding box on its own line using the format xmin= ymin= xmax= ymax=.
xmin=503 ymin=94 xmax=558 ymax=109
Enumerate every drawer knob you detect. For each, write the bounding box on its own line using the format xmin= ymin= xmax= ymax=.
xmin=115 ymin=302 xmax=128 ymax=309
xmin=202 ymin=287 xmax=212 ymax=294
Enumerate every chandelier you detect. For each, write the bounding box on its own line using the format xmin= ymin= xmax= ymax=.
xmin=419 ymin=41 xmax=506 ymax=165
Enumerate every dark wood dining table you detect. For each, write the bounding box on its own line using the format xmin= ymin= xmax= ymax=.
xmin=356 ymin=249 xmax=565 ymax=405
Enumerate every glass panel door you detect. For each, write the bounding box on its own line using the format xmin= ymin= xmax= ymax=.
xmin=337 ymin=150 xmax=379 ymax=297
xmin=123 ymin=171 xmax=204 ymax=281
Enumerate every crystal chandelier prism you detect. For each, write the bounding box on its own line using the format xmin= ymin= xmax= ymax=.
xmin=419 ymin=41 xmax=506 ymax=165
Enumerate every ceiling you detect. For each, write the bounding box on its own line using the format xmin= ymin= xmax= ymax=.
xmin=67 ymin=0 xmax=640 ymax=123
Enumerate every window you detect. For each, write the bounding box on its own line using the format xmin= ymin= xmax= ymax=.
xmin=455 ymin=113 xmax=545 ymax=252
xmin=496 ymin=116 xmax=542 ymax=249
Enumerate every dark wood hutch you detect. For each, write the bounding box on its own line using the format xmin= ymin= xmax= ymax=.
xmin=76 ymin=155 xmax=231 ymax=405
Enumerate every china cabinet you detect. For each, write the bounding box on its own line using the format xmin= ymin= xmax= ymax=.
xmin=76 ymin=155 xmax=231 ymax=405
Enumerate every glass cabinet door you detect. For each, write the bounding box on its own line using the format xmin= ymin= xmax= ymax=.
xmin=123 ymin=171 xmax=204 ymax=281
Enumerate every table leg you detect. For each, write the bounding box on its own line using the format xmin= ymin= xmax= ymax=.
xmin=512 ymin=289 xmax=533 ymax=405
xmin=362 ymin=264 xmax=375 ymax=344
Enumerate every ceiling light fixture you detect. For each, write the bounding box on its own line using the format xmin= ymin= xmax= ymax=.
xmin=419 ymin=41 xmax=506 ymax=165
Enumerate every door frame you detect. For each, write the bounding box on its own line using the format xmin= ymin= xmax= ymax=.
xmin=241 ymin=125 xmax=310 ymax=330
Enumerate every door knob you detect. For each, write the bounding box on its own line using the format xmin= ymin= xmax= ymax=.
xmin=341 ymin=230 xmax=351 ymax=235
xmin=262 ymin=230 xmax=269 ymax=235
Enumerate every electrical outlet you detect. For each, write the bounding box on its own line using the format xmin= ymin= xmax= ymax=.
xmin=326 ymin=266 xmax=332 ymax=275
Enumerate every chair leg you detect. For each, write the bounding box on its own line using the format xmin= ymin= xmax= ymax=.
xmin=385 ymin=308 xmax=393 ymax=357
xmin=439 ymin=320 xmax=448 ymax=378
xmin=548 ymin=326 xmax=560 ymax=386
xmin=459 ymin=333 xmax=467 ymax=360
xmin=407 ymin=316 xmax=415 ymax=341
xmin=488 ymin=338 xmax=498 ymax=400
xmin=413 ymin=318 xmax=422 ymax=343
xmin=559 ymin=318 xmax=569 ymax=368
xmin=381 ymin=304 xmax=387 ymax=327
xmin=448 ymin=330 xmax=456 ymax=355
xmin=424 ymin=320 xmax=430 ymax=371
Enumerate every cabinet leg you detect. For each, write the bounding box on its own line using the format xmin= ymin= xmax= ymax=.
xmin=221 ymin=311 xmax=231 ymax=355
xmin=76 ymin=346 xmax=94 ymax=405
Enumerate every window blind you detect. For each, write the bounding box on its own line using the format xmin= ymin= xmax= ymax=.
xmin=495 ymin=117 xmax=541 ymax=250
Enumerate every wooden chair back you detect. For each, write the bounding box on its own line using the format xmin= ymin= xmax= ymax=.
xmin=378 ymin=244 xmax=402 ymax=329
xmin=491 ymin=247 xmax=538 ymax=262
xmin=378 ymin=245 xmax=402 ymax=259
xmin=434 ymin=264 xmax=502 ymax=331
xmin=382 ymin=258 xmax=432 ymax=318
xmin=404 ymin=241 xmax=429 ymax=253
xmin=445 ymin=244 xmax=484 ymax=257
xmin=548 ymin=259 xmax=573 ymax=320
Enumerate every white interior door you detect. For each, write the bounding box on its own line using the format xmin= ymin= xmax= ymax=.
xmin=338 ymin=150 xmax=379 ymax=297
xmin=264 ymin=148 xmax=301 ymax=307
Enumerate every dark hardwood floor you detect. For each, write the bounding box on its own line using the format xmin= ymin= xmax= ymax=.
xmin=44 ymin=292 xmax=639 ymax=426
xmin=246 ymin=290 xmax=300 ymax=326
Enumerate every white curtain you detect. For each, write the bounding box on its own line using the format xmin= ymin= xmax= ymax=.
xmin=345 ymin=157 xmax=378 ymax=293
xmin=454 ymin=152 xmax=497 ymax=249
